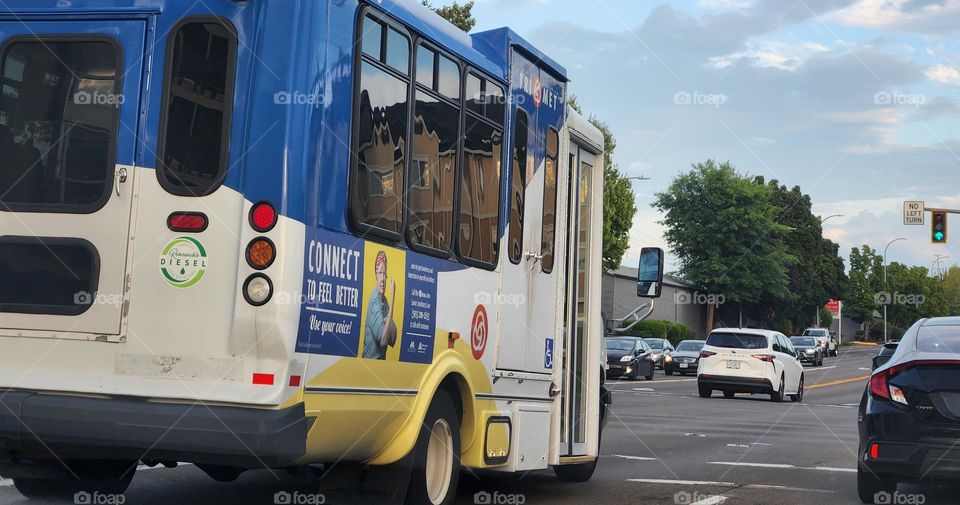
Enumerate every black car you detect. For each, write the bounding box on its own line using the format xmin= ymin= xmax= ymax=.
xmin=664 ymin=339 xmax=704 ymax=375
xmin=872 ymin=340 xmax=900 ymax=371
xmin=643 ymin=338 xmax=675 ymax=369
xmin=789 ymin=336 xmax=824 ymax=367
xmin=857 ymin=317 xmax=960 ymax=503
xmin=606 ymin=337 xmax=655 ymax=381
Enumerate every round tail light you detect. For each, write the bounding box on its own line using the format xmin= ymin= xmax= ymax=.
xmin=250 ymin=202 xmax=277 ymax=232
xmin=243 ymin=274 xmax=273 ymax=306
xmin=246 ymin=238 xmax=276 ymax=270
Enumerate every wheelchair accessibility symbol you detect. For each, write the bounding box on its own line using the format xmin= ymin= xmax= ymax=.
xmin=544 ymin=338 xmax=554 ymax=369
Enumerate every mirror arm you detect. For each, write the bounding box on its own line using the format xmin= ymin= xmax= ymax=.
xmin=612 ymin=299 xmax=656 ymax=333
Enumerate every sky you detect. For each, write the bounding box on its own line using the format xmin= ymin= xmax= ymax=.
xmin=433 ymin=0 xmax=960 ymax=274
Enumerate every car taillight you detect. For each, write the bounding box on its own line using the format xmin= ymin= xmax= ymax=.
xmin=700 ymin=351 xmax=716 ymax=358
xmin=869 ymin=442 xmax=879 ymax=460
xmin=870 ymin=360 xmax=960 ymax=403
xmin=752 ymin=354 xmax=775 ymax=363
xmin=869 ymin=371 xmax=890 ymax=400
xmin=250 ymin=202 xmax=278 ymax=232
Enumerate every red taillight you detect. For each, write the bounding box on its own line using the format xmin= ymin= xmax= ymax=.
xmin=250 ymin=202 xmax=278 ymax=232
xmin=167 ymin=212 xmax=208 ymax=232
xmin=869 ymin=442 xmax=879 ymax=460
xmin=870 ymin=371 xmax=890 ymax=399
xmin=869 ymin=360 xmax=960 ymax=401
xmin=752 ymin=354 xmax=776 ymax=363
xmin=700 ymin=351 xmax=716 ymax=358
xmin=289 ymin=375 xmax=302 ymax=388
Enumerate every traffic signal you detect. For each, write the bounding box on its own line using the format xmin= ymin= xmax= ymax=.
xmin=932 ymin=210 xmax=948 ymax=244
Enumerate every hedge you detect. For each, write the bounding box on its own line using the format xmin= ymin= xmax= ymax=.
xmin=623 ymin=320 xmax=697 ymax=347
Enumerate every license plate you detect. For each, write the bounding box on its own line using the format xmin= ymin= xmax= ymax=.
xmin=726 ymin=361 xmax=741 ymax=369
xmin=679 ymin=363 xmax=689 ymax=369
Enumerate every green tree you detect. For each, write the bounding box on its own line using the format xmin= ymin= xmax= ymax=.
xmin=944 ymin=266 xmax=960 ymax=314
xmin=569 ymin=96 xmax=637 ymax=271
xmin=653 ymin=160 xmax=795 ymax=333
xmin=421 ymin=1 xmax=476 ymax=32
xmin=845 ymin=246 xmax=884 ymax=340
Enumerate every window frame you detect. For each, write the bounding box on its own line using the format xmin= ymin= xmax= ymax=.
xmin=405 ymin=39 xmax=463 ymax=259
xmin=508 ymin=108 xmax=529 ymax=265
xmin=348 ymin=9 xmax=414 ymax=243
xmin=540 ymin=125 xmax=560 ymax=273
xmin=155 ymin=16 xmax=239 ymax=198
xmin=0 ymin=34 xmax=124 ymax=214
xmin=454 ymin=64 xmax=505 ymax=271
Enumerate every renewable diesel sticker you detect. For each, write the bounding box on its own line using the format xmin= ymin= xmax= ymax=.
xmin=160 ymin=237 xmax=208 ymax=288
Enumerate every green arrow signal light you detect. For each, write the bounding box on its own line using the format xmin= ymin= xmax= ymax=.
xmin=935 ymin=231 xmax=945 ymax=241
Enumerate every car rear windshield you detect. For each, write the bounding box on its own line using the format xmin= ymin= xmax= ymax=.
xmin=791 ymin=337 xmax=817 ymax=346
xmin=676 ymin=341 xmax=704 ymax=352
xmin=917 ymin=326 xmax=960 ymax=354
xmin=705 ymin=332 xmax=768 ymax=349
xmin=803 ymin=329 xmax=827 ymax=337
xmin=644 ymin=339 xmax=664 ymax=349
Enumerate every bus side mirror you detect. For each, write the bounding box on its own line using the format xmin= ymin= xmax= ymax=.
xmin=637 ymin=247 xmax=664 ymax=298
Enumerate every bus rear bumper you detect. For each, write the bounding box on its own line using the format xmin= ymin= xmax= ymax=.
xmin=0 ymin=390 xmax=308 ymax=469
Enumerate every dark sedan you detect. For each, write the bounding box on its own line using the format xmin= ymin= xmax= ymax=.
xmin=606 ymin=337 xmax=655 ymax=381
xmin=643 ymin=338 xmax=675 ymax=369
xmin=790 ymin=336 xmax=824 ymax=366
xmin=872 ymin=340 xmax=900 ymax=371
xmin=857 ymin=317 xmax=960 ymax=503
xmin=664 ymin=340 xmax=704 ymax=376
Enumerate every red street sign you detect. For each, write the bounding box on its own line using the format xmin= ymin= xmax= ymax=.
xmin=825 ymin=299 xmax=841 ymax=314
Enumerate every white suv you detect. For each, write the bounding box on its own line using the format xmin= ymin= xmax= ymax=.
xmin=697 ymin=328 xmax=804 ymax=402
xmin=802 ymin=327 xmax=837 ymax=356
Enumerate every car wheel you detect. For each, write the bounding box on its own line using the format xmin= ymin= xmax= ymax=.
xmin=771 ymin=374 xmax=785 ymax=402
xmin=698 ymin=385 xmax=712 ymax=398
xmin=631 ymin=365 xmax=641 ymax=381
xmin=665 ymin=369 xmax=674 ymax=376
xmin=723 ymin=390 xmax=735 ymax=399
xmin=790 ymin=375 xmax=804 ymax=402
xmin=406 ymin=390 xmax=461 ymax=505
xmin=857 ymin=466 xmax=896 ymax=503
xmin=645 ymin=369 xmax=654 ymax=381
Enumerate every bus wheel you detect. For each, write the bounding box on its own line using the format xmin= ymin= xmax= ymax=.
xmin=553 ymin=458 xmax=598 ymax=483
xmin=407 ymin=390 xmax=461 ymax=505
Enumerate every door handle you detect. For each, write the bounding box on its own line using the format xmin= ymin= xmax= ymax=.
xmin=524 ymin=250 xmax=543 ymax=263
xmin=115 ymin=167 xmax=128 ymax=197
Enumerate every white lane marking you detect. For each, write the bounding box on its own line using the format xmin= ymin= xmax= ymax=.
xmin=806 ymin=366 xmax=837 ymax=372
xmin=859 ymin=367 xmax=871 ymax=371
xmin=708 ymin=461 xmax=856 ymax=473
xmin=685 ymin=433 xmax=707 ymax=437
xmin=0 ymin=478 xmax=11 ymax=487
xmin=628 ymin=479 xmax=832 ymax=494
xmin=652 ymin=378 xmax=699 ymax=383
xmin=691 ymin=496 xmax=728 ymax=505
xmin=633 ymin=388 xmax=655 ymax=392
xmin=751 ymin=443 xmax=772 ymax=446
xmin=612 ymin=454 xmax=658 ymax=461
xmin=726 ymin=444 xmax=750 ymax=448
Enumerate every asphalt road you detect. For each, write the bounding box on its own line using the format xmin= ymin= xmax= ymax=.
xmin=2 ymin=346 xmax=954 ymax=505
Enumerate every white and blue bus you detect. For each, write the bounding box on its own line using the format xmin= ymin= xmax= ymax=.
xmin=0 ymin=1 xmax=662 ymax=503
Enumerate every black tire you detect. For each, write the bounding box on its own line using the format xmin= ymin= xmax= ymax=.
xmin=857 ymin=466 xmax=896 ymax=503
xmin=14 ymin=460 xmax=136 ymax=499
xmin=771 ymin=375 xmax=785 ymax=402
xmin=790 ymin=375 xmax=804 ymax=402
xmin=698 ymin=385 xmax=712 ymax=398
xmin=406 ymin=390 xmax=461 ymax=505
xmin=665 ymin=369 xmax=674 ymax=376
xmin=723 ymin=390 xmax=735 ymax=399
xmin=554 ymin=458 xmax=598 ymax=483
xmin=630 ymin=365 xmax=640 ymax=381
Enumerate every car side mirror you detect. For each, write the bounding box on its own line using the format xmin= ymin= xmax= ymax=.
xmin=637 ymin=247 xmax=665 ymax=298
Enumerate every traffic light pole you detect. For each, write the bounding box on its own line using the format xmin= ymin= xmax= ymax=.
xmin=925 ymin=207 xmax=960 ymax=214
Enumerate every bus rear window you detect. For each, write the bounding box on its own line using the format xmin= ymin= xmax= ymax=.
xmin=157 ymin=19 xmax=237 ymax=196
xmin=0 ymin=39 xmax=119 ymax=212
xmin=705 ymin=332 xmax=768 ymax=350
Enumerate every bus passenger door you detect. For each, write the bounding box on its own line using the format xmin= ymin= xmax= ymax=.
xmin=560 ymin=142 xmax=601 ymax=456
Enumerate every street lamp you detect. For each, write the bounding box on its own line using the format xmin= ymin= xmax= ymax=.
xmin=813 ymin=214 xmax=844 ymax=327
xmin=883 ymin=237 xmax=907 ymax=343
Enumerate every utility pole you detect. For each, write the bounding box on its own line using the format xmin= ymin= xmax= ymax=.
xmin=883 ymin=237 xmax=907 ymax=343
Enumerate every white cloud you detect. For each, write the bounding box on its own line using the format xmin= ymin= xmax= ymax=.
xmin=709 ymin=41 xmax=831 ymax=71
xmin=828 ymin=0 xmax=960 ymax=33
xmin=925 ymin=64 xmax=960 ymax=85
xmin=699 ymin=0 xmax=755 ymax=9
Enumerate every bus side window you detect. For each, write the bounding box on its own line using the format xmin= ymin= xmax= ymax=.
xmin=508 ymin=109 xmax=528 ymax=264
xmin=350 ymin=15 xmax=411 ymax=237
xmin=157 ymin=18 xmax=238 ymax=197
xmin=541 ymin=127 xmax=559 ymax=273
xmin=458 ymin=84 xmax=503 ymax=267
xmin=409 ymin=45 xmax=459 ymax=254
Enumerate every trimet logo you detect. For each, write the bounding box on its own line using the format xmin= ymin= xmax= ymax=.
xmin=159 ymin=236 xmax=208 ymax=288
